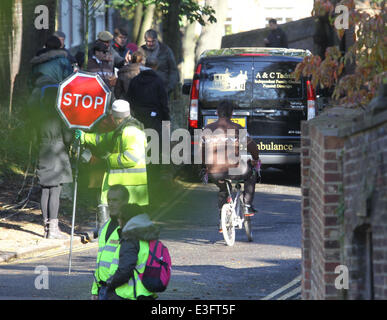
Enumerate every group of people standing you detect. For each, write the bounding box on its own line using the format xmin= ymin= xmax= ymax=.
xmin=27 ymin=28 xmax=179 ymax=243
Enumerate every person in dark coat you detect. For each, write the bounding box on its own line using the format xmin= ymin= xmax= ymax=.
xmin=138 ymin=29 xmax=179 ymax=95
xmin=29 ymin=36 xmax=74 ymax=239
xmin=87 ymin=41 xmax=116 ymax=90
xmin=126 ymin=56 xmax=170 ymax=136
xmin=126 ymin=56 xmax=171 ymax=208
xmin=105 ymin=203 xmax=159 ymax=300
xmin=27 ymin=74 xmax=73 ymax=239
xmin=264 ymin=18 xmax=288 ymax=48
xmin=30 ymin=36 xmax=73 ymax=84
xmin=112 ymin=28 xmax=130 ymax=59
xmin=114 ymin=51 xmax=143 ymax=100
xmin=53 ymin=31 xmax=78 ymax=67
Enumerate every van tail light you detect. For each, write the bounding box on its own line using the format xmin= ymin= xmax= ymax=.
xmin=306 ymin=80 xmax=316 ymax=120
xmin=189 ymin=64 xmax=202 ymax=129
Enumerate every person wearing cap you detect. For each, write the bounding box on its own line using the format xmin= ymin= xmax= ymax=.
xmin=53 ymin=31 xmax=77 ymax=66
xmin=74 ymin=31 xmax=129 ymax=69
xmin=97 ymin=31 xmax=131 ymax=69
xmin=75 ymin=100 xmax=149 ymax=231
xmin=87 ymin=41 xmax=116 ymax=89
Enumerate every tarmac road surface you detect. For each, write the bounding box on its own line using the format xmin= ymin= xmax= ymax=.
xmin=0 ymin=168 xmax=302 ymax=300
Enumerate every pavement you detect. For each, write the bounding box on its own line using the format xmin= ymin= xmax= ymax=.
xmin=0 ymin=204 xmax=95 ymax=264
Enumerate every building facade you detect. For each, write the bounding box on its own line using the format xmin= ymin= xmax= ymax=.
xmin=226 ymin=0 xmax=314 ymax=34
xmin=56 ymin=0 xmax=115 ymax=51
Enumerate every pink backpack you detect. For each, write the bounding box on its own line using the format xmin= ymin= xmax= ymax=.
xmin=139 ymin=240 xmax=171 ymax=292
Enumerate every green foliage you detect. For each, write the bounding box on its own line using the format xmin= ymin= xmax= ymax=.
xmin=295 ymin=0 xmax=387 ymax=107
xmin=0 ymin=107 xmax=31 ymax=180
xmin=109 ymin=0 xmax=216 ymax=25
xmin=159 ymin=0 xmax=217 ymax=25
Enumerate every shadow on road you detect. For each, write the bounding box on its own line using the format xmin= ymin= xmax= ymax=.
xmin=161 ymin=259 xmax=301 ymax=300
xmin=259 ymin=166 xmax=301 ymax=187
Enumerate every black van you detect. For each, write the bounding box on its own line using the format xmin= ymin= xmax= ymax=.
xmin=182 ymin=47 xmax=316 ymax=167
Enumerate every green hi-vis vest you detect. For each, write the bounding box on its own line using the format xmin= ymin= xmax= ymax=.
xmin=84 ymin=125 xmax=147 ymax=186
xmin=109 ymin=240 xmax=155 ymax=300
xmin=91 ymin=220 xmax=120 ymax=295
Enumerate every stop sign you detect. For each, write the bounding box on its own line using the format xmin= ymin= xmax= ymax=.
xmin=56 ymin=71 xmax=111 ymax=130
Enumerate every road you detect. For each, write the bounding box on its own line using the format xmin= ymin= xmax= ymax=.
xmin=0 ymin=168 xmax=302 ymax=300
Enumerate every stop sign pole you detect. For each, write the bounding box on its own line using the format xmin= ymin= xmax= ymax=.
xmin=56 ymin=71 xmax=111 ymax=274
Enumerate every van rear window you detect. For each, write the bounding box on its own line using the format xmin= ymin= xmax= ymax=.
xmin=253 ymin=61 xmax=302 ymax=100
xmin=200 ymin=60 xmax=253 ymax=109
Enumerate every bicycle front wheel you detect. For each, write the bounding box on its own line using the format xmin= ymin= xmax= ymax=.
xmin=221 ymin=203 xmax=236 ymax=246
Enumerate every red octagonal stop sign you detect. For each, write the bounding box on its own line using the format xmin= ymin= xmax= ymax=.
xmin=56 ymin=71 xmax=111 ymax=130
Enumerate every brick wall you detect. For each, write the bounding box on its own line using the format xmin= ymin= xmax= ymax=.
xmin=301 ymin=88 xmax=387 ymax=299
xmin=340 ymin=105 xmax=387 ymax=299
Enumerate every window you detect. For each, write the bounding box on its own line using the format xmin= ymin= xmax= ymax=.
xmin=253 ymin=61 xmax=303 ymax=100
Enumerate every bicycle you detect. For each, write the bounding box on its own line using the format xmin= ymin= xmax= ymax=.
xmin=220 ymin=177 xmax=254 ymax=246
xmin=201 ymin=161 xmax=260 ymax=246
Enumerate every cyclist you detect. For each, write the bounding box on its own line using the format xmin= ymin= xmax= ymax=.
xmin=200 ymin=100 xmax=260 ymax=232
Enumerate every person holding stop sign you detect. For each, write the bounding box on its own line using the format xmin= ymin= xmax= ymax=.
xmin=75 ymin=100 xmax=149 ymax=233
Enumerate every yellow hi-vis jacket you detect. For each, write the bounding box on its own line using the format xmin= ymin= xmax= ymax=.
xmin=91 ymin=220 xmax=120 ymax=295
xmin=109 ymin=240 xmax=156 ymax=300
xmin=83 ymin=122 xmax=148 ymax=205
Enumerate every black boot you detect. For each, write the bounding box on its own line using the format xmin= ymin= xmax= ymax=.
xmin=47 ymin=219 xmax=68 ymax=239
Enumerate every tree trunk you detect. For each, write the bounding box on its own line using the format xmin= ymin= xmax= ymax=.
xmin=137 ymin=4 xmax=156 ymax=46
xmin=9 ymin=0 xmax=23 ymax=124
xmin=195 ymin=0 xmax=227 ymax=62
xmin=83 ymin=0 xmax=90 ymax=70
xmin=0 ymin=0 xmax=13 ymax=111
xmin=0 ymin=0 xmax=56 ymax=113
xmin=133 ymin=3 xmax=143 ymax=44
xmin=162 ymin=0 xmax=181 ymax=64
xmin=181 ymin=20 xmax=197 ymax=81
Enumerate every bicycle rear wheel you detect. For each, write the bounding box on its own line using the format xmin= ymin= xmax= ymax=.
xmin=221 ymin=203 xmax=235 ymax=246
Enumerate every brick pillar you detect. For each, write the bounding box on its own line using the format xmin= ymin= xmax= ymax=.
xmin=301 ymin=115 xmax=346 ymax=299
xmin=301 ymin=120 xmax=311 ymax=299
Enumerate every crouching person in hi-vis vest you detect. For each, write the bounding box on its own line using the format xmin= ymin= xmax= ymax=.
xmin=75 ymin=99 xmax=149 ymax=235
xmin=103 ymin=203 xmax=159 ymax=300
xmin=91 ymin=184 xmax=129 ymax=300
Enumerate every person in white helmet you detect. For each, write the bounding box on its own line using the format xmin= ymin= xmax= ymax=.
xmin=75 ymin=100 xmax=149 ymax=234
